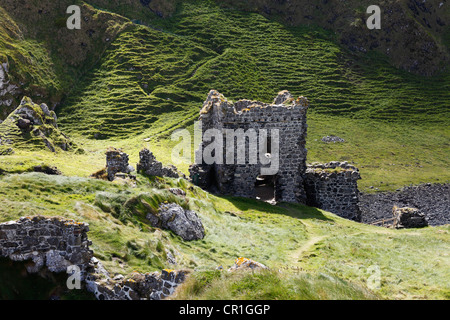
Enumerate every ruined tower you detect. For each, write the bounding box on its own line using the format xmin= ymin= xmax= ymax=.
xmin=190 ymin=90 xmax=309 ymax=203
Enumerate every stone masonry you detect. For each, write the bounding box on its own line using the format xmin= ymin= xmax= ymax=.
xmin=0 ymin=215 xmax=189 ymax=300
xmin=305 ymin=162 xmax=361 ymax=221
xmin=190 ymin=89 xmax=309 ymax=203
xmin=0 ymin=216 xmax=93 ymax=276
xmin=136 ymin=148 xmax=180 ymax=178
xmin=106 ymin=147 xmax=134 ymax=181
xmin=86 ymin=268 xmax=189 ymax=300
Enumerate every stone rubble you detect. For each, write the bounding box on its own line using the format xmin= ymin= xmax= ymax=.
xmin=393 ymin=207 xmax=428 ymax=229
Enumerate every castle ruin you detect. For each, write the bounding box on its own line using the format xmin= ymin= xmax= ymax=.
xmin=189 ymin=89 xmax=309 ymax=203
xmin=190 ymin=90 xmax=362 ymax=221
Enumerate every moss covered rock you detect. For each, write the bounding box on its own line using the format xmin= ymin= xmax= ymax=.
xmin=0 ymin=96 xmax=74 ymax=152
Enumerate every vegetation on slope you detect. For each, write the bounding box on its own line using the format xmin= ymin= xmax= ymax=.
xmin=0 ymin=0 xmax=448 ymax=301
xmin=0 ymin=172 xmax=448 ymax=299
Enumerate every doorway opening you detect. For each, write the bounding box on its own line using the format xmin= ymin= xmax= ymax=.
xmin=255 ymin=175 xmax=276 ymax=204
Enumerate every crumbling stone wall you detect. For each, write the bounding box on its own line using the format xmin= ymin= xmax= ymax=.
xmin=137 ymin=148 xmax=180 ymax=178
xmin=0 ymin=216 xmax=93 ymax=275
xmin=106 ymin=147 xmax=133 ymax=181
xmin=191 ymin=89 xmax=309 ymax=203
xmin=305 ymin=162 xmax=361 ymax=221
xmin=86 ymin=268 xmax=188 ymax=300
xmin=0 ymin=216 xmax=189 ymax=300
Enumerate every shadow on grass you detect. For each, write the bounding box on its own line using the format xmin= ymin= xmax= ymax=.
xmin=217 ymin=195 xmax=334 ymax=222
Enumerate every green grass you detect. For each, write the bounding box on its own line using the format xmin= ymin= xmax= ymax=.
xmin=0 ymin=0 xmax=449 ymax=300
xmin=0 ymin=172 xmax=448 ymax=299
xmin=171 ymin=269 xmax=380 ymax=300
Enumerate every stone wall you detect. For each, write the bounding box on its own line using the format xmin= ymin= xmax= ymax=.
xmin=0 ymin=216 xmax=189 ymax=300
xmin=105 ymin=147 xmax=134 ymax=181
xmin=137 ymin=148 xmax=180 ymax=178
xmin=191 ymin=89 xmax=309 ymax=203
xmin=86 ymin=268 xmax=188 ymax=300
xmin=0 ymin=216 xmax=93 ymax=275
xmin=305 ymin=162 xmax=361 ymax=221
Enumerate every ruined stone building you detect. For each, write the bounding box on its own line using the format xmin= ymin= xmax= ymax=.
xmin=190 ymin=90 xmax=362 ymax=221
xmin=305 ymin=162 xmax=361 ymax=221
xmin=189 ymin=89 xmax=309 ymax=204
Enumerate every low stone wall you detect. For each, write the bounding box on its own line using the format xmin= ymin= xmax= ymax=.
xmin=0 ymin=216 xmax=93 ymax=275
xmin=86 ymin=267 xmax=188 ymax=300
xmin=137 ymin=148 xmax=180 ymax=178
xmin=106 ymin=147 xmax=134 ymax=181
xmin=305 ymin=162 xmax=361 ymax=221
xmin=0 ymin=216 xmax=189 ymax=300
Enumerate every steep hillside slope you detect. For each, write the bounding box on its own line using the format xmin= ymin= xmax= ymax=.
xmin=218 ymin=0 xmax=450 ymax=76
xmin=0 ymin=0 xmax=130 ymax=117
xmin=58 ymin=0 xmax=449 ymax=138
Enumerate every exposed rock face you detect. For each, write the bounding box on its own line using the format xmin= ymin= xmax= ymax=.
xmin=0 ymin=62 xmax=19 ymax=117
xmin=137 ymin=148 xmax=181 ymax=178
xmin=228 ymin=257 xmax=269 ymax=272
xmin=0 ymin=216 xmax=93 ymax=275
xmin=0 ymin=97 xmax=73 ymax=152
xmin=86 ymin=268 xmax=189 ymax=300
xmin=147 ymin=203 xmax=205 ymax=241
xmin=393 ymin=207 xmax=428 ymax=229
xmin=305 ymin=162 xmax=361 ymax=221
xmin=105 ymin=147 xmax=135 ymax=181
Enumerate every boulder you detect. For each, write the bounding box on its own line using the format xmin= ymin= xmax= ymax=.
xmin=17 ymin=118 xmax=32 ymax=130
xmin=147 ymin=203 xmax=205 ymax=241
xmin=393 ymin=207 xmax=428 ymax=229
xmin=228 ymin=257 xmax=269 ymax=272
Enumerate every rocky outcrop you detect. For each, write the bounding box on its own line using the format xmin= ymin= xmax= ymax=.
xmin=147 ymin=203 xmax=205 ymax=241
xmin=32 ymin=164 xmax=62 ymax=175
xmin=0 ymin=62 xmax=20 ymax=117
xmin=0 ymin=216 xmax=93 ymax=275
xmin=137 ymin=148 xmax=181 ymax=178
xmin=228 ymin=257 xmax=269 ymax=272
xmin=0 ymin=97 xmax=73 ymax=152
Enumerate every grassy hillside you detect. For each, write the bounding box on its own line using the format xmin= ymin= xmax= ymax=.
xmin=0 ymin=172 xmax=448 ymax=299
xmin=0 ymin=0 xmax=449 ymax=301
